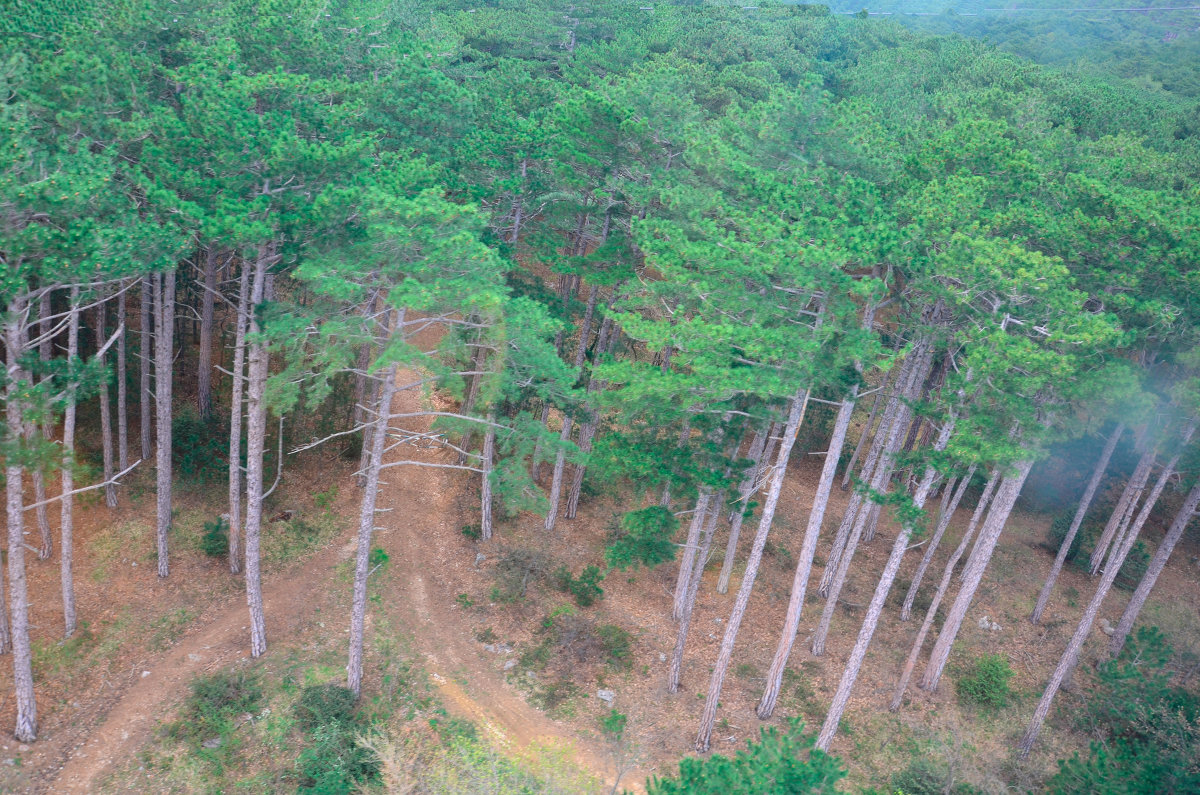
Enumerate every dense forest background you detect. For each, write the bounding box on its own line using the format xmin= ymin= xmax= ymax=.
xmin=2 ymin=1 xmax=1200 ymax=793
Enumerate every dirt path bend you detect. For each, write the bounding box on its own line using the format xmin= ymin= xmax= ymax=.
xmin=43 ymin=365 xmax=632 ymax=793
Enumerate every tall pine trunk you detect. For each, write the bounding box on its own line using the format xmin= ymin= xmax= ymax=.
xmin=1109 ymin=475 xmax=1200 ymax=656
xmin=33 ymin=291 xmax=52 ymax=559
xmin=1089 ymin=445 xmax=1155 ymax=576
xmin=566 ymin=310 xmax=618 ymax=519
xmin=695 ymin=390 xmax=808 ymax=753
xmin=1017 ymin=424 xmax=1194 ymax=758
xmin=668 ymin=494 xmax=720 ymax=693
xmin=841 ymin=366 xmax=893 ymax=491
xmin=672 ymin=491 xmax=712 ymax=621
xmin=900 ymin=465 xmax=976 ymax=621
xmin=347 ymin=359 xmax=399 ymax=696
xmin=227 ymin=262 xmax=250 ymax=574
xmin=1031 ymin=424 xmax=1124 ymax=624
xmin=116 ymin=284 xmax=129 ymax=471
xmin=197 ymin=247 xmax=217 ymax=420
xmin=816 ymin=419 xmax=953 ymax=750
xmin=891 ymin=468 xmax=1001 ymax=710
xmin=96 ymin=291 xmax=117 ymax=508
xmin=920 ymin=461 xmax=1033 ymax=691
xmin=140 ymin=275 xmax=153 ymax=462
xmin=154 ymin=270 xmax=175 ymax=577
xmin=60 ymin=289 xmax=81 ymax=637
xmin=6 ymin=298 xmax=38 ymax=741
xmin=243 ymin=249 xmax=271 ymax=656
xmin=481 ymin=411 xmax=496 ymax=541
xmin=757 ymin=388 xmax=857 ymax=718
xmin=717 ymin=427 xmax=768 ymax=595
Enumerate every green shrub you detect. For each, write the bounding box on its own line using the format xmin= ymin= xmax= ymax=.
xmin=596 ymin=623 xmax=632 ymax=669
xmin=605 ymin=506 xmax=679 ymax=570
xmin=169 ymin=670 xmax=262 ymax=744
xmin=600 ymin=708 xmax=627 ymax=741
xmin=296 ymin=721 xmax=379 ymax=794
xmin=199 ymin=517 xmax=229 ymax=558
xmin=553 ymin=564 xmax=604 ymax=607
xmin=295 ymin=684 xmax=358 ymax=730
xmin=646 ymin=719 xmax=844 ymax=794
xmin=172 ymin=408 xmax=227 ymax=483
xmin=492 ymin=547 xmax=550 ymax=603
xmin=955 ymin=653 xmax=1013 ymax=710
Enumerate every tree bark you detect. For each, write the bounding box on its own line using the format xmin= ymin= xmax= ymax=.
xmin=695 ymin=389 xmax=809 ymax=753
xmin=116 ymin=283 xmax=129 ymax=471
xmin=900 ymin=465 xmax=976 ymax=622
xmin=891 ymin=467 xmax=1001 ymax=710
xmin=816 ymin=417 xmax=953 ymax=751
xmin=1017 ymin=425 xmax=1193 ymax=757
xmin=60 ymin=288 xmax=81 ymax=637
xmin=920 ymin=460 xmax=1033 ymax=692
xmin=673 ymin=491 xmax=712 ymax=622
xmin=154 ymin=270 xmax=175 ymax=577
xmin=243 ymin=249 xmax=271 ymax=656
xmin=543 ymin=414 xmax=573 ymax=532
xmin=96 ymin=290 xmax=117 ymax=508
xmin=353 ymin=288 xmax=381 ymax=486
xmin=347 ymin=359 xmax=398 ymax=696
xmin=566 ymin=309 xmax=619 ymax=519
xmin=841 ymin=367 xmax=893 ymax=491
xmin=668 ymin=493 xmax=720 ymax=693
xmin=227 ymin=262 xmax=250 ymax=574
xmin=140 ymin=275 xmax=153 ymax=462
xmin=757 ymin=388 xmax=857 ymax=718
xmin=811 ymin=346 xmax=931 ymax=656
xmin=1089 ymin=444 xmax=1155 ymax=576
xmin=6 ymin=298 xmax=39 ymax=741
xmin=1109 ymin=475 xmax=1200 ymax=656
xmin=717 ymin=427 xmax=768 ymax=595
xmin=1031 ymin=424 xmax=1124 ymax=624
xmin=33 ymin=291 xmax=52 ymax=559
xmin=197 ymin=247 xmax=217 ymax=420
xmin=481 ymin=411 xmax=496 ymax=541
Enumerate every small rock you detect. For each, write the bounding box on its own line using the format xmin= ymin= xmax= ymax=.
xmin=658 ymin=652 xmax=667 ymax=663
xmin=2 ymin=759 xmax=14 ymax=767
xmin=17 ymin=744 xmax=29 ymax=753
xmin=141 ymin=670 xmax=151 ymax=678
xmin=187 ymin=653 xmax=203 ymax=663
xmin=503 ymin=659 xmax=518 ymax=671
xmin=475 ymin=552 xmax=487 ymax=567
xmin=1099 ymin=618 xmax=1115 ymax=636
xmin=597 ymin=689 xmax=616 ymax=704
xmin=525 ymin=671 xmax=537 ymax=681
xmin=201 ymin=737 xmax=223 ymax=749
xmin=484 ymin=643 xmax=498 ymax=653
xmin=713 ymin=617 xmax=723 ymax=624
xmin=235 ymin=712 xmax=253 ymax=727
xmin=977 ymin=615 xmax=992 ymax=631
xmin=131 ymin=561 xmax=137 ymax=567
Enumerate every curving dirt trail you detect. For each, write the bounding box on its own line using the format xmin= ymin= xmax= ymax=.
xmin=40 ymin=366 xmax=629 ymax=793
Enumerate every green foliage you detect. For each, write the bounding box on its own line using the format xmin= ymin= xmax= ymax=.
xmin=643 ymin=719 xmax=844 ymax=794
xmin=168 ymin=670 xmax=263 ymax=746
xmin=294 ymin=684 xmax=378 ymax=794
xmin=199 ymin=517 xmax=229 ymax=559
xmin=605 ymin=506 xmax=679 ymax=571
xmin=1049 ymin=627 xmax=1200 ymax=794
xmin=892 ymin=757 xmax=981 ymax=795
xmin=600 ymin=709 xmax=627 ymax=742
xmin=955 ymin=653 xmax=1013 ymax=711
xmin=172 ymin=408 xmax=227 ymax=483
xmin=553 ymin=564 xmax=605 ymax=607
xmin=295 ymin=684 xmax=358 ymax=731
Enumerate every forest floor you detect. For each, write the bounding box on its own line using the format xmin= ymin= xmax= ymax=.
xmin=2 ymin=358 xmax=1200 ymax=792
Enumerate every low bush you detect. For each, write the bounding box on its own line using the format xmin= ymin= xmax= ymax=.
xmin=295 ymin=683 xmax=358 ymax=730
xmin=955 ymin=653 xmax=1013 ymax=711
xmin=199 ymin=516 xmax=229 ymax=558
xmin=491 ymin=547 xmax=550 ymax=603
xmin=169 ymin=670 xmax=262 ymax=745
xmin=552 ymin=564 xmax=604 ymax=607
xmin=605 ymin=506 xmax=678 ymax=570
xmin=294 ymin=683 xmax=379 ymax=793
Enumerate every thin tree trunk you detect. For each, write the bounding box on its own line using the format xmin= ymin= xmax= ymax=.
xmin=96 ymin=291 xmax=117 ymax=508
xmin=671 ymin=491 xmax=711 ymax=621
xmin=140 ymin=275 xmax=153 ymax=462
xmin=116 ymin=284 xmax=129 ymax=471
xmin=352 ymin=287 xmax=381 ymax=483
xmin=60 ymin=289 xmax=81 ymax=637
xmin=1109 ymin=475 xmax=1200 ymax=656
xmin=543 ymin=415 xmax=573 ymax=532
xmin=842 ymin=367 xmax=893 ymax=491
xmin=660 ymin=415 xmax=692 ymax=508
xmin=481 ymin=411 xmax=495 ymax=541
xmin=6 ymin=299 xmax=38 ymax=741
xmin=1031 ymin=424 xmax=1124 ymax=624
xmin=508 ymin=159 xmax=528 ymax=244
xmin=668 ymin=494 xmax=720 ymax=693
xmin=900 ymin=465 xmax=976 ymax=621
xmin=347 ymin=359 xmax=399 ymax=696
xmin=757 ymin=388 xmax=857 ymax=718
xmin=243 ymin=249 xmax=271 ymax=656
xmin=1089 ymin=445 xmax=1155 ymax=576
xmin=816 ymin=418 xmax=953 ymax=751
xmin=812 ymin=346 xmax=931 ymax=655
xmin=566 ymin=311 xmax=617 ymax=519
xmin=695 ymin=389 xmax=809 ymax=753
xmin=30 ymin=291 xmax=53 ymax=559
xmin=717 ymin=428 xmax=769 ymax=595
xmin=1017 ymin=426 xmax=1191 ymax=757
xmin=227 ymin=262 xmax=250 ymax=574
xmin=920 ymin=460 xmax=1033 ymax=692
xmin=891 ymin=468 xmax=1001 ymax=710
xmin=197 ymin=247 xmax=217 ymax=420
xmin=531 ymin=402 xmax=551 ymax=483
xmin=154 ymin=270 xmax=175 ymax=577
